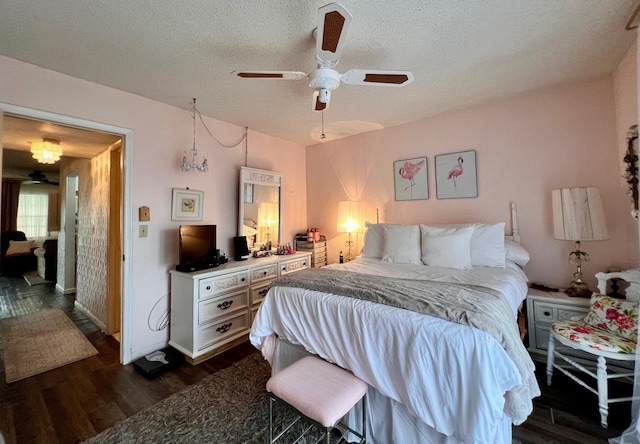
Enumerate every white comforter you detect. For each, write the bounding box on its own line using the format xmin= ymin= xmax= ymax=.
xmin=250 ymin=258 xmax=537 ymax=443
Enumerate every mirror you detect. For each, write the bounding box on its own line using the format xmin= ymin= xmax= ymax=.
xmin=238 ymin=167 xmax=282 ymax=249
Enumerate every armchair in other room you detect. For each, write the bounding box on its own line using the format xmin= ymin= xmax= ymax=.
xmin=34 ymin=238 xmax=58 ymax=281
xmin=1 ymin=231 xmax=37 ymax=276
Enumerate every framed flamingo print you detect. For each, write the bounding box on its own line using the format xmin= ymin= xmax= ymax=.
xmin=435 ymin=150 xmax=477 ymax=199
xmin=394 ymin=157 xmax=428 ymax=201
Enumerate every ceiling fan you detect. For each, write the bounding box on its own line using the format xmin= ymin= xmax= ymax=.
xmin=232 ymin=2 xmax=414 ymax=112
xmin=26 ymin=170 xmax=59 ymax=186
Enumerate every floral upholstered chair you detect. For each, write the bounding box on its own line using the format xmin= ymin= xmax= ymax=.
xmin=546 ymin=272 xmax=640 ymax=429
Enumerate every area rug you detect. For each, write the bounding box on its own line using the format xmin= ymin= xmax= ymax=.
xmin=0 ymin=308 xmax=98 ymax=383
xmin=22 ymin=270 xmax=53 ymax=286
xmin=84 ymin=353 xmax=527 ymax=443
xmin=84 ymin=353 xmax=329 ymax=444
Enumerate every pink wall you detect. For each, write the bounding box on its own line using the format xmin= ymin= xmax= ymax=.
xmin=0 ymin=55 xmax=307 ymax=360
xmin=306 ymin=76 xmax=639 ymax=290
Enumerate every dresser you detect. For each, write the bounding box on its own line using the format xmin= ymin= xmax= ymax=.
xmin=169 ymin=251 xmax=311 ymax=364
xmin=295 ymin=237 xmax=327 ymax=268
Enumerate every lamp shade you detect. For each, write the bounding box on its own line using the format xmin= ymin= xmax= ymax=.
xmin=552 ymin=187 xmax=608 ymax=241
xmin=336 ymin=200 xmax=362 ymax=233
xmin=258 ymin=202 xmax=278 ymax=227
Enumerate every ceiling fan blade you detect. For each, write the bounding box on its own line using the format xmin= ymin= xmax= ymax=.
xmin=340 ymin=69 xmax=414 ymax=87
xmin=316 ymin=3 xmax=352 ymax=68
xmin=312 ymin=90 xmax=329 ymax=112
xmin=232 ymin=70 xmax=307 ymax=80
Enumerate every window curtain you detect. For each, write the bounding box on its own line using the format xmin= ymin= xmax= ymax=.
xmin=1 ymin=179 xmax=21 ymax=232
xmin=16 ymin=193 xmax=49 ymax=239
xmin=609 ymin=338 xmax=640 ymax=443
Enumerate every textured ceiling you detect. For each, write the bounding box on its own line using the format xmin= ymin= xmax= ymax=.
xmin=0 ymin=1 xmax=637 ymax=147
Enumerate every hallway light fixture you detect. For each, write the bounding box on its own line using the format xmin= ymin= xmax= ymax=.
xmin=181 ymin=98 xmax=209 ymax=172
xmin=31 ymin=138 xmax=62 ymax=164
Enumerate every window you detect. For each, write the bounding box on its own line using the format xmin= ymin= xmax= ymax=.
xmin=17 ymin=193 xmax=49 ymax=239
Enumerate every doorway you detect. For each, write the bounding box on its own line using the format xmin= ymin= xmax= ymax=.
xmin=0 ymin=102 xmax=134 ymax=364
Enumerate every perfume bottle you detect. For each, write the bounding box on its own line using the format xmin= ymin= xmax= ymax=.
xmin=339 ymin=251 xmax=344 ymax=264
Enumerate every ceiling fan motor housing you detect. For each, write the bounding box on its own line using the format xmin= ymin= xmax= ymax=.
xmin=309 ymin=68 xmax=341 ymax=103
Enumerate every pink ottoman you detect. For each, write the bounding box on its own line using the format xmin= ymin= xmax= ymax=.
xmin=266 ymin=355 xmax=367 ymax=444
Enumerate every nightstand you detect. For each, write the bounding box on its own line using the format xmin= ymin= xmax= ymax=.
xmin=526 ymin=288 xmax=590 ymax=362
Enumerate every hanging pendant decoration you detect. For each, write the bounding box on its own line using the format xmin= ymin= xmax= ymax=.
xmin=181 ymin=98 xmax=208 ymax=172
xmin=624 ymin=124 xmax=638 ymax=219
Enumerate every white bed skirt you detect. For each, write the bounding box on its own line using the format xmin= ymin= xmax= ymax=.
xmin=271 ymin=338 xmax=513 ymax=444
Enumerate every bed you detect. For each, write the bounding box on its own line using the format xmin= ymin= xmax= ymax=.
xmin=250 ymin=207 xmax=540 ymax=443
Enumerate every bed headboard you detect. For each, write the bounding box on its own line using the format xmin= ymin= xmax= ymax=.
xmin=505 ymin=202 xmax=521 ymax=244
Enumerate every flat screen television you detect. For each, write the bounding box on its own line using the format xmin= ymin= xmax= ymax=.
xmin=177 ymin=224 xmax=217 ymax=272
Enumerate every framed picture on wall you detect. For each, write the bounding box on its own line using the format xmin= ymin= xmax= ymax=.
xmin=435 ymin=150 xmax=477 ymax=199
xmin=171 ymin=188 xmax=204 ymax=221
xmin=394 ymin=157 xmax=428 ymax=201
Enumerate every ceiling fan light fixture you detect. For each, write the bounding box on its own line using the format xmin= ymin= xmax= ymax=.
xmin=233 ymin=3 xmax=413 ymax=114
xmin=30 ymin=138 xmax=62 ymax=164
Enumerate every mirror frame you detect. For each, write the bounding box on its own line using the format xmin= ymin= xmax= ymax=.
xmin=238 ymin=166 xmax=282 ymax=245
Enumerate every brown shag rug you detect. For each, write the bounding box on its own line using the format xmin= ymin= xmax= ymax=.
xmin=84 ymin=353 xmax=334 ymax=444
xmin=0 ymin=308 xmax=98 ymax=383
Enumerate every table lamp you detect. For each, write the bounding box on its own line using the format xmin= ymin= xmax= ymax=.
xmin=336 ymin=200 xmax=362 ymax=262
xmin=552 ymin=187 xmax=608 ymax=297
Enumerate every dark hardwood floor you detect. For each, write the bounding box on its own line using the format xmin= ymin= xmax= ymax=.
xmin=0 ymin=276 xmax=257 ymax=444
xmin=0 ymin=275 xmax=634 ymax=443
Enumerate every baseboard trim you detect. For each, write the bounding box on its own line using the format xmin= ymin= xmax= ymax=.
xmin=74 ymin=300 xmax=106 ymax=331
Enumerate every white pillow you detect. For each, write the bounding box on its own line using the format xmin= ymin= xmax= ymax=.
xmin=363 ymin=222 xmax=410 ymax=258
xmin=470 ymin=222 xmax=506 ymax=267
xmin=433 ymin=222 xmax=506 ymax=267
xmin=380 ymin=224 xmax=421 ymax=264
xmin=505 ymin=239 xmax=530 ymax=267
xmin=420 ymin=225 xmax=474 ymax=270
xmin=362 ymin=221 xmax=384 ymax=258
xmin=6 ymin=240 xmax=34 ymax=256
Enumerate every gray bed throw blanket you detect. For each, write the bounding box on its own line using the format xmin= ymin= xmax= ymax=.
xmin=271 ymin=268 xmax=540 ymax=425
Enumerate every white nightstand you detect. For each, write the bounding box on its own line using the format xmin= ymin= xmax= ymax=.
xmin=525 ymin=288 xmax=590 ymax=362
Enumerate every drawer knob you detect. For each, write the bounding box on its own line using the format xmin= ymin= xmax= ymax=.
xmin=259 ymin=288 xmax=269 ymax=297
xmin=217 ymin=300 xmax=233 ymax=310
xmin=544 ymin=311 xmax=551 ymax=317
xmin=263 ymin=271 xmax=267 ymax=276
xmin=206 ymin=285 xmax=211 ymax=291
xmin=216 ymin=323 xmax=232 ymax=333
xmin=241 ymin=277 xmax=246 ymax=282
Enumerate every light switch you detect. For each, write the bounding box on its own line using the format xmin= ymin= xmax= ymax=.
xmin=139 ymin=206 xmax=150 ymax=221
xmin=139 ymin=225 xmax=148 ymax=237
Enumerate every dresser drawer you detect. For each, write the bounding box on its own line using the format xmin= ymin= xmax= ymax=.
xmin=312 ymin=252 xmax=327 ymax=262
xmin=198 ymin=311 xmax=250 ymax=350
xmin=296 ymin=241 xmax=326 ymax=253
xmin=198 ymin=289 xmax=249 ymax=324
xmin=280 ymin=257 xmax=309 ymax=275
xmin=534 ymin=302 xmax=587 ymax=325
xmin=251 ymin=264 xmax=278 ymax=285
xmin=251 ymin=282 xmax=271 ymax=306
xmin=199 ymin=270 xmax=249 ymax=299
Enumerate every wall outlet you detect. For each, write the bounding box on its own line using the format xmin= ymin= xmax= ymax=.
xmin=139 ymin=225 xmax=148 ymax=237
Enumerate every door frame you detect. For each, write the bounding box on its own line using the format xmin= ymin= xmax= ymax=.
xmin=0 ymin=102 xmax=134 ymax=364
